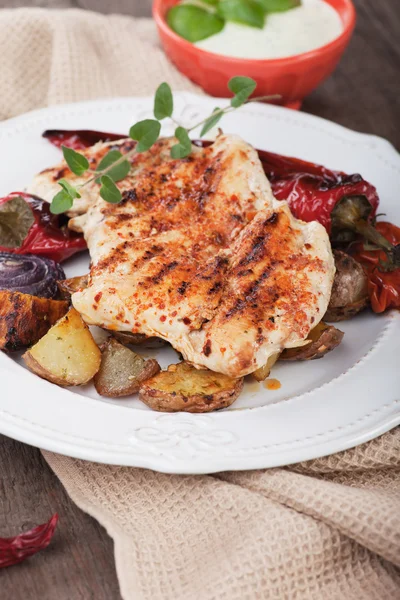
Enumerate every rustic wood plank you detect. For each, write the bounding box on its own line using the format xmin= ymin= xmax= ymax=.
xmin=0 ymin=1 xmax=399 ymax=599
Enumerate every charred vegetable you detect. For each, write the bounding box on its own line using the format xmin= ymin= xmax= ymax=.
xmin=0 ymin=252 xmax=65 ymax=299
xmin=280 ymin=322 xmax=344 ymax=361
xmin=23 ymin=308 xmax=101 ymax=386
xmin=139 ymin=361 xmax=244 ymax=413
xmin=325 ymin=250 xmax=369 ymax=321
xmin=94 ymin=337 xmax=160 ymax=398
xmin=57 ymin=274 xmax=89 ymax=301
xmin=331 ymin=195 xmax=400 ymax=270
xmin=0 ymin=290 xmax=69 ymax=351
xmin=0 ymin=192 xmax=86 ymax=263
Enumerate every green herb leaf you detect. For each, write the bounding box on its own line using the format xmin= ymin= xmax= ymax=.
xmin=129 ymin=119 xmax=161 ymax=153
xmin=200 ymin=107 xmax=223 ymax=137
xmin=50 ymin=190 xmax=74 ymax=215
xmin=0 ymin=196 xmax=35 ymax=248
xmin=228 ymin=75 xmax=257 ymax=107
xmin=217 ymin=0 xmax=265 ymax=29
xmin=200 ymin=0 xmax=219 ymax=4
xmin=171 ymin=127 xmax=192 ymax=159
xmin=167 ymin=5 xmax=225 ymax=43
xmin=61 ymin=146 xmax=90 ymax=176
xmin=58 ymin=178 xmax=81 ymax=199
xmin=154 ymin=82 xmax=174 ymax=120
xmin=99 ymin=175 xmax=122 ymax=204
xmin=96 ymin=150 xmax=131 ymax=182
xmin=256 ymin=0 xmax=300 ymax=13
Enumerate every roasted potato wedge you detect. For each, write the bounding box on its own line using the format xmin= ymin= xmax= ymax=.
xmin=280 ymin=322 xmax=344 ymax=361
xmin=23 ymin=308 xmax=101 ymax=386
xmin=112 ymin=331 xmax=166 ymax=348
xmin=0 ymin=290 xmax=69 ymax=351
xmin=253 ymin=352 xmax=280 ymax=381
xmin=139 ymin=361 xmax=244 ymax=413
xmin=325 ymin=250 xmax=368 ymax=322
xmin=94 ymin=337 xmax=160 ymax=397
xmin=57 ymin=275 xmax=89 ymax=301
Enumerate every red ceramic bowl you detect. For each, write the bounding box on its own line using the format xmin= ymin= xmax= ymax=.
xmin=153 ymin=0 xmax=356 ymax=109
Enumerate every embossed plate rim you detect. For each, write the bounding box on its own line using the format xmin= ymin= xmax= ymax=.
xmin=0 ymin=94 xmax=399 ymax=473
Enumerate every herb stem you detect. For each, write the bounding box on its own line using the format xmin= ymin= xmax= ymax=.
xmin=78 ymin=146 xmax=138 ymax=190
xmin=186 ymin=94 xmax=281 ymax=134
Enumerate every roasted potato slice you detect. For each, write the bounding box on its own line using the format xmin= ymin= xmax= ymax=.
xmin=0 ymin=290 xmax=69 ymax=351
xmin=280 ymin=322 xmax=344 ymax=361
xmin=252 ymin=352 xmax=280 ymax=382
xmin=139 ymin=361 xmax=244 ymax=413
xmin=94 ymin=337 xmax=160 ymax=398
xmin=112 ymin=331 xmax=166 ymax=348
xmin=23 ymin=308 xmax=101 ymax=386
xmin=325 ymin=250 xmax=368 ymax=322
xmin=57 ymin=275 xmax=89 ymax=301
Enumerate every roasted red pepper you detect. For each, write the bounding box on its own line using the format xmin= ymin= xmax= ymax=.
xmin=257 ymin=150 xmax=380 ymax=233
xmin=43 ymin=129 xmax=123 ymax=150
xmin=351 ymin=222 xmax=400 ymax=313
xmin=0 ymin=193 xmax=86 ymax=263
xmin=43 ymin=131 xmax=380 ymax=234
xmin=0 ymin=514 xmax=58 ymax=568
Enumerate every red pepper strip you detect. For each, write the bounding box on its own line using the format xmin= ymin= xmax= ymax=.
xmin=43 ymin=132 xmax=380 ymax=234
xmin=43 ymin=129 xmax=124 ymax=150
xmin=0 ymin=514 xmax=58 ymax=568
xmin=257 ymin=149 xmax=380 ymax=234
xmin=0 ymin=193 xmax=86 ymax=263
xmin=351 ymin=222 xmax=400 ymax=313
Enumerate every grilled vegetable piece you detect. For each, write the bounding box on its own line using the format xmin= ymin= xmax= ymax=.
xmin=112 ymin=331 xmax=166 ymax=348
xmin=0 ymin=252 xmax=65 ymax=299
xmin=57 ymin=274 xmax=89 ymax=301
xmin=252 ymin=352 xmax=280 ymax=381
xmin=94 ymin=337 xmax=160 ymax=398
xmin=280 ymin=322 xmax=344 ymax=361
xmin=23 ymin=308 xmax=101 ymax=386
xmin=0 ymin=291 xmax=68 ymax=351
xmin=325 ymin=250 xmax=369 ymax=322
xmin=139 ymin=361 xmax=244 ymax=413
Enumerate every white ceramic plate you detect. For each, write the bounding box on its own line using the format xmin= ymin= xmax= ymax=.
xmin=1 ymin=94 xmax=399 ymax=473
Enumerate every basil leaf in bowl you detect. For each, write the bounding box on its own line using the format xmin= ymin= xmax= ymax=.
xmin=257 ymin=0 xmax=301 ymax=13
xmin=217 ymin=0 xmax=265 ymax=29
xmin=167 ymin=5 xmax=225 ymax=43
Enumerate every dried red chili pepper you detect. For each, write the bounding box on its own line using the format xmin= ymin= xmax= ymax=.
xmin=0 ymin=192 xmax=86 ymax=263
xmin=351 ymin=222 xmax=400 ymax=313
xmin=0 ymin=513 xmax=58 ymax=568
xmin=43 ymin=129 xmax=123 ymax=150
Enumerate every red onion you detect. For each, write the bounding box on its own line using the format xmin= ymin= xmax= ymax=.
xmin=0 ymin=252 xmax=65 ymax=298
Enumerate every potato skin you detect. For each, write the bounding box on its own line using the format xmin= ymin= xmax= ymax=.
xmin=23 ymin=308 xmax=101 ymax=386
xmin=325 ymin=250 xmax=368 ymax=322
xmin=94 ymin=337 xmax=160 ymax=398
xmin=280 ymin=322 xmax=344 ymax=361
xmin=139 ymin=362 xmax=244 ymax=413
xmin=0 ymin=290 xmax=69 ymax=351
xmin=112 ymin=331 xmax=166 ymax=348
xmin=57 ymin=275 xmax=89 ymax=301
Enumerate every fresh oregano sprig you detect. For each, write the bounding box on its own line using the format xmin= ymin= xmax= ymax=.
xmin=50 ymin=76 xmax=279 ymax=214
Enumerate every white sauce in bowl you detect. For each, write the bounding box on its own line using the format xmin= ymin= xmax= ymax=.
xmin=195 ymin=0 xmax=343 ymax=60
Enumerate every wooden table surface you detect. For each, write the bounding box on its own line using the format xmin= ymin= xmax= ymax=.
xmin=1 ymin=1 xmax=399 ymax=598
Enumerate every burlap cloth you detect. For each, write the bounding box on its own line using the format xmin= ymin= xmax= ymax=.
xmin=1 ymin=8 xmax=399 ymax=599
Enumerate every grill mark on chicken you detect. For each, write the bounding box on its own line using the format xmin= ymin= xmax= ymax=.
xmin=29 ymin=134 xmax=335 ymax=378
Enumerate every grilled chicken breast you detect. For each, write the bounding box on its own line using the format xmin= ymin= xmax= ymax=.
xmin=29 ymin=134 xmax=335 ymax=378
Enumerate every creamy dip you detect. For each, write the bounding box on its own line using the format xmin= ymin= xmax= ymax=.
xmin=195 ymin=0 xmax=343 ymax=59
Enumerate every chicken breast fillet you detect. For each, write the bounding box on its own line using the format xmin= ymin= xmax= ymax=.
xmin=29 ymin=134 xmax=335 ymax=378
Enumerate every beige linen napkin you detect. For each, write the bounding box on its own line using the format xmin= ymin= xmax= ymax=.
xmin=1 ymin=8 xmax=399 ymax=599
